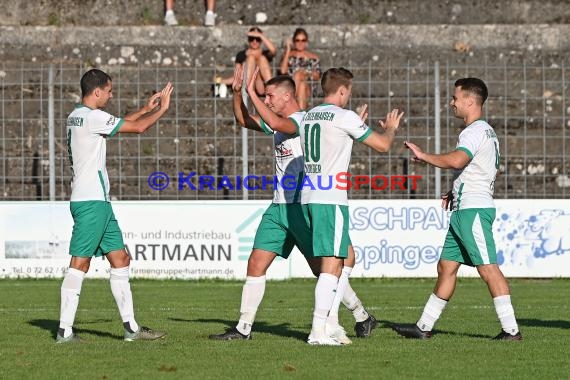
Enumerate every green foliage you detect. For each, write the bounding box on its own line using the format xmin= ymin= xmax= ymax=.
xmin=141 ymin=141 xmax=154 ymax=155
xmin=1 ymin=278 xmax=569 ymax=379
xmin=358 ymin=13 xmax=370 ymax=24
xmin=47 ymin=13 xmax=60 ymax=27
xmin=141 ymin=7 xmax=154 ymax=25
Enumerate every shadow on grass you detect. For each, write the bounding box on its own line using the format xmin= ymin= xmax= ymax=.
xmin=28 ymin=319 xmax=121 ymax=340
xmin=170 ymin=317 xmax=307 ymax=341
xmin=380 ymin=320 xmax=492 ymax=339
xmin=518 ymin=318 xmax=570 ymax=329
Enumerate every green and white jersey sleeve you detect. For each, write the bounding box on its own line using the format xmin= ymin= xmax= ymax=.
xmin=66 ymin=105 xmax=124 ymax=202
xmin=299 ymin=104 xmax=371 ymax=205
xmin=261 ymin=111 xmax=305 ymax=204
xmin=452 ymin=120 xmax=500 ymax=210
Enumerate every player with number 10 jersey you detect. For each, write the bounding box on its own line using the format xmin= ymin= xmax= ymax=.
xmin=300 ymin=104 xmax=371 ymax=206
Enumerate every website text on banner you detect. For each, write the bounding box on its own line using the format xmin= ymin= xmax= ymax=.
xmin=0 ymin=200 xmax=568 ymax=279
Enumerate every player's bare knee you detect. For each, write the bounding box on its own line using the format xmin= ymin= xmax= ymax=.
xmin=72 ymin=263 xmax=90 ymax=273
xmin=121 ymin=254 xmax=131 ymax=267
xmin=246 ymin=249 xmax=274 ymax=276
xmin=320 ymin=257 xmax=343 ymax=277
xmin=107 ymin=249 xmax=131 ymax=268
xmin=437 ymin=263 xmax=451 ymax=277
xmin=69 ymin=257 xmax=91 ymax=273
xmin=477 ymin=264 xmax=503 ymax=283
xmin=247 ymin=261 xmax=268 ymax=277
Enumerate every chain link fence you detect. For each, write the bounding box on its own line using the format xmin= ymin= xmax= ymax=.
xmin=1 ymin=60 xmax=568 ymax=200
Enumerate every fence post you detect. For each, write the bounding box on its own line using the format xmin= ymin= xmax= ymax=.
xmin=218 ymin=157 xmax=229 ymax=200
xmin=434 ymin=61 xmax=441 ymax=197
xmin=48 ymin=64 xmax=55 ymax=201
xmin=241 ymin=64 xmax=249 ymax=200
xmin=32 ymin=151 xmax=41 ymax=199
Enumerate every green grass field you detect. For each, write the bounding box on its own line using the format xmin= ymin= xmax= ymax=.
xmin=1 ymin=278 xmax=569 ymax=379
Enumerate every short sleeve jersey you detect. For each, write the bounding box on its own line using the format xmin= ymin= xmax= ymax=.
xmin=259 ymin=111 xmax=305 ymax=204
xmin=452 ymin=119 xmax=500 ymax=210
xmin=66 ymin=105 xmax=124 ymax=202
xmin=298 ymin=104 xmax=371 ymax=205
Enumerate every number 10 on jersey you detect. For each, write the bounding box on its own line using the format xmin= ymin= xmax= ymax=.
xmin=303 ymin=123 xmax=321 ymax=162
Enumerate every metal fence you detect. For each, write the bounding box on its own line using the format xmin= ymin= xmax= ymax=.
xmin=1 ymin=60 xmax=568 ymax=201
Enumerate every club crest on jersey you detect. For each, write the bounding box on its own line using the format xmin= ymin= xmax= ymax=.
xmin=275 ymin=143 xmax=293 ymax=157
xmin=106 ymin=116 xmax=117 ymax=127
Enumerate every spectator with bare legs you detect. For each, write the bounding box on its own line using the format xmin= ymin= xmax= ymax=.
xmin=279 ymin=28 xmax=321 ymax=109
xmin=215 ymin=26 xmax=276 ymax=96
xmin=164 ymin=0 xmax=178 ymax=26
xmin=204 ymin=0 xmax=216 ymax=26
xmin=164 ymin=0 xmax=216 ymax=26
xmin=236 ymin=27 xmax=276 ymax=95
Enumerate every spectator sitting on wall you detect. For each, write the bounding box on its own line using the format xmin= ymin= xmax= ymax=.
xmin=279 ymin=28 xmax=321 ymax=109
xmin=164 ymin=0 xmax=217 ymax=26
xmin=215 ymin=26 xmax=276 ymax=96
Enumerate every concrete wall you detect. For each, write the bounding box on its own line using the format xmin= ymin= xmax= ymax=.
xmin=1 ymin=0 xmax=569 ymax=26
xmin=1 ymin=0 xmax=569 ymax=201
xmin=0 ymin=24 xmax=568 ymax=66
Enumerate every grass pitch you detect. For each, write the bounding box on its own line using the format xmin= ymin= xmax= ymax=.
xmin=1 ymin=278 xmax=569 ymax=379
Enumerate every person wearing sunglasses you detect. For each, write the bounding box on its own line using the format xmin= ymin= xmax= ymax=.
xmin=234 ymin=26 xmax=277 ymax=95
xmin=279 ymin=28 xmax=321 ymax=109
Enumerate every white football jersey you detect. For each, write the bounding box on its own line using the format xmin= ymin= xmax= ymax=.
xmin=298 ymin=104 xmax=371 ymax=205
xmin=66 ymin=105 xmax=123 ymax=202
xmin=452 ymin=119 xmax=500 ymax=210
xmin=259 ymin=111 xmax=306 ymax=203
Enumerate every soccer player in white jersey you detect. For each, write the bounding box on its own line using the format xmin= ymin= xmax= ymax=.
xmin=56 ymin=69 xmax=173 ymax=343
xmin=209 ymin=66 xmax=377 ymax=343
xmin=393 ymin=77 xmax=522 ymax=341
xmin=299 ymin=67 xmax=403 ymax=345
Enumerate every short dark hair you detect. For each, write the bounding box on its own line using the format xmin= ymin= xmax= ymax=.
xmin=249 ymin=26 xmax=262 ymax=33
xmin=321 ymin=67 xmax=353 ymax=97
xmin=455 ymin=77 xmax=488 ymax=105
xmin=80 ymin=69 xmax=112 ymax=98
xmin=265 ymin=75 xmax=296 ymax=95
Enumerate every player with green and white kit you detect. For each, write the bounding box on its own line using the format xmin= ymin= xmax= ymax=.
xmin=445 ymin=117 xmax=501 ymax=264
xmin=300 ymin=67 xmax=403 ymax=345
xmin=394 ymin=77 xmax=522 ymax=341
xmin=57 ymin=69 xmax=172 ymax=343
xmin=209 ymin=66 xmax=378 ymax=344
